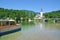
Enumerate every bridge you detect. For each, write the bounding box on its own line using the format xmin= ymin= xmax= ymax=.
xmin=43 ymin=18 xmax=60 ymax=23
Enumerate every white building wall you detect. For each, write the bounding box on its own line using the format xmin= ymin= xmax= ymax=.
xmin=40 ymin=12 xmax=43 ymax=17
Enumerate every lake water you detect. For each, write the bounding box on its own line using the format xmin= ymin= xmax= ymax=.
xmin=0 ymin=21 xmax=60 ymax=40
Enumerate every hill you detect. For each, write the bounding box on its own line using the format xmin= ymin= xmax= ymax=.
xmin=0 ymin=8 xmax=36 ymax=20
xmin=44 ymin=10 xmax=60 ymax=18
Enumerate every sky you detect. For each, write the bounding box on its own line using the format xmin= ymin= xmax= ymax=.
xmin=0 ymin=0 xmax=60 ymax=12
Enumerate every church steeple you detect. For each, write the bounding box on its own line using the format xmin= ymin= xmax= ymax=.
xmin=40 ymin=8 xmax=43 ymax=17
xmin=40 ymin=8 xmax=43 ymax=12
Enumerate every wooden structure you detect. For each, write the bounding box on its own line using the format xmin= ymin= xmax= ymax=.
xmin=0 ymin=20 xmax=21 ymax=36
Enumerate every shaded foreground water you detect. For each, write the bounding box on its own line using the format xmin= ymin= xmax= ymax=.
xmin=0 ymin=21 xmax=60 ymax=40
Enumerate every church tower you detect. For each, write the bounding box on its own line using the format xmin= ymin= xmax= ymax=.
xmin=40 ymin=8 xmax=43 ymax=17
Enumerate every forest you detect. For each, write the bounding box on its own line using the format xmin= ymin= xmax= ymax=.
xmin=0 ymin=8 xmax=36 ymax=22
xmin=44 ymin=10 xmax=60 ymax=18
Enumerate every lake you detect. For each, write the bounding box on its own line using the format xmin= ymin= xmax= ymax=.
xmin=0 ymin=21 xmax=60 ymax=40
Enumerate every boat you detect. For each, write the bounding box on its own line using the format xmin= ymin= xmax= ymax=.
xmin=0 ymin=19 xmax=21 ymax=36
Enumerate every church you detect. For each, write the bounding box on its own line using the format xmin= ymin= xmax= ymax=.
xmin=34 ymin=9 xmax=43 ymax=19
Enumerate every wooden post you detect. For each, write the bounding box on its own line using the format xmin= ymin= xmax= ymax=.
xmin=0 ymin=22 xmax=1 ymax=26
xmin=9 ymin=21 xmax=10 ymax=26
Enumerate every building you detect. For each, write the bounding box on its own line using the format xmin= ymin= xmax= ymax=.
xmin=34 ymin=9 xmax=43 ymax=19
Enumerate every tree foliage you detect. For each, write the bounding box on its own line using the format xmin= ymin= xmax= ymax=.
xmin=44 ymin=10 xmax=60 ymax=18
xmin=0 ymin=8 xmax=36 ymax=20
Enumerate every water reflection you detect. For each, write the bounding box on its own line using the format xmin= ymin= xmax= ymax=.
xmin=34 ymin=22 xmax=45 ymax=30
xmin=21 ymin=22 xmax=60 ymax=40
xmin=0 ymin=21 xmax=60 ymax=40
xmin=45 ymin=23 xmax=60 ymax=30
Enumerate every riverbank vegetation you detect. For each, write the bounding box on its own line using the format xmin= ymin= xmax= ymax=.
xmin=0 ymin=8 xmax=36 ymax=22
xmin=44 ymin=10 xmax=60 ymax=18
xmin=0 ymin=8 xmax=36 ymax=19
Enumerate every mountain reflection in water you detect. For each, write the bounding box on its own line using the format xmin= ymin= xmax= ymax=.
xmin=0 ymin=21 xmax=60 ymax=40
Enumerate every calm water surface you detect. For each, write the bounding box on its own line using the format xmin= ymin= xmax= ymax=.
xmin=0 ymin=21 xmax=60 ymax=40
